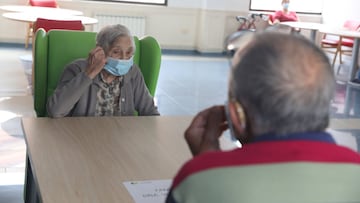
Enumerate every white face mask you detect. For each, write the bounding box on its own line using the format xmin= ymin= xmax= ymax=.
xmin=104 ymin=56 xmax=134 ymax=76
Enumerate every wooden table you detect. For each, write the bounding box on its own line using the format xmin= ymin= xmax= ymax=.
xmin=21 ymin=116 xmax=359 ymax=202
xmin=280 ymin=21 xmax=325 ymax=42
xmin=22 ymin=116 xmax=195 ymax=203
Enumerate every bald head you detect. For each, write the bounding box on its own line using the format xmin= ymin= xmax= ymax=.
xmin=230 ymin=32 xmax=335 ymax=135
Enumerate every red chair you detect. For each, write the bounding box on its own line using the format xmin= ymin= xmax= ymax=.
xmin=25 ymin=0 xmax=58 ymax=48
xmin=321 ymin=20 xmax=360 ymax=72
xmin=33 ymin=18 xmax=84 ymax=33
xmin=29 ymin=0 xmax=58 ymax=7
xmin=268 ymin=14 xmax=275 ymax=25
xmin=29 ymin=18 xmax=84 ymax=92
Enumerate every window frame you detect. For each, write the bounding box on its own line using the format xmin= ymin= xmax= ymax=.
xmin=85 ymin=0 xmax=167 ymax=6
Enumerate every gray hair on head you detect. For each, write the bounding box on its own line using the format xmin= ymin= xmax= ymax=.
xmin=96 ymin=24 xmax=135 ymax=53
xmin=230 ymin=32 xmax=335 ymax=136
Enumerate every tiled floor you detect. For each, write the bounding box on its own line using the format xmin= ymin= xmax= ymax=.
xmin=0 ymin=45 xmax=34 ymax=203
xmin=0 ymin=44 xmax=360 ymax=202
xmin=156 ymin=55 xmax=230 ymax=115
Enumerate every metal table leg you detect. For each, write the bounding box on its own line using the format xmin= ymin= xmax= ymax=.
xmin=24 ymin=153 xmax=41 ymax=203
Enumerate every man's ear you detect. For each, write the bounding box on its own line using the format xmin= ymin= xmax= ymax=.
xmin=228 ymin=101 xmax=246 ymax=139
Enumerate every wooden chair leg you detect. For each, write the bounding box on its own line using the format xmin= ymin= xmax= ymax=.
xmin=25 ymin=34 xmax=29 ymax=49
xmin=338 ymin=37 xmax=344 ymax=65
xmin=332 ymin=51 xmax=338 ymax=66
xmin=339 ymin=50 xmax=343 ymax=64
xmin=25 ymin=23 xmax=33 ymax=49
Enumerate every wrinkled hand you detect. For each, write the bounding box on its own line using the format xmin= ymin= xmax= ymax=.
xmin=185 ymin=106 xmax=228 ymax=156
xmin=85 ymin=46 xmax=106 ymax=79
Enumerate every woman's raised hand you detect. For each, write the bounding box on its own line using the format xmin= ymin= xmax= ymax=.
xmin=85 ymin=46 xmax=107 ymax=79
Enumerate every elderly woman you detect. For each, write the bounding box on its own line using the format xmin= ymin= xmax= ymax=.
xmin=47 ymin=24 xmax=159 ymax=117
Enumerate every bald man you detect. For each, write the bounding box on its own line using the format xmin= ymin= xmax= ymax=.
xmin=166 ymin=32 xmax=360 ymax=203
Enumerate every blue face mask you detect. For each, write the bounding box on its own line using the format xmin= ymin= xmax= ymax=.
xmin=282 ymin=3 xmax=289 ymax=9
xmin=104 ymin=56 xmax=134 ymax=76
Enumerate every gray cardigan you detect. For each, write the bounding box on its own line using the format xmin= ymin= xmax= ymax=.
xmin=47 ymin=59 xmax=159 ymax=117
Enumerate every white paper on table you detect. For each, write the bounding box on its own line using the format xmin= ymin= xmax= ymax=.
xmin=123 ymin=179 xmax=172 ymax=203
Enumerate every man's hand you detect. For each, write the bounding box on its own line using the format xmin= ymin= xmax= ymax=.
xmin=85 ymin=46 xmax=106 ymax=79
xmin=185 ymin=106 xmax=228 ymax=156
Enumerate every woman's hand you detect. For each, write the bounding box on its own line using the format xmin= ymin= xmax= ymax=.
xmin=185 ymin=106 xmax=228 ymax=156
xmin=85 ymin=46 xmax=106 ymax=79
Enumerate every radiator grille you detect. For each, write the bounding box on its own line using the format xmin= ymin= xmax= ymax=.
xmin=93 ymin=14 xmax=146 ymax=37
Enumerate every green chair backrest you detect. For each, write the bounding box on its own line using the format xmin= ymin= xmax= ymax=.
xmin=34 ymin=29 xmax=161 ymax=117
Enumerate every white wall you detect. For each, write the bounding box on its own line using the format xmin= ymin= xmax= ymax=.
xmin=5 ymin=0 xmax=351 ymax=52
xmin=167 ymin=0 xmax=204 ymax=8
xmin=322 ymin=0 xmax=360 ymax=27
xmin=0 ymin=0 xmax=250 ymax=52
xmin=205 ymin=0 xmax=248 ymax=11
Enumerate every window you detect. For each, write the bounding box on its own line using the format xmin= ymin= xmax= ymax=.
xmin=86 ymin=0 xmax=167 ymax=6
xmin=249 ymin=0 xmax=323 ymax=14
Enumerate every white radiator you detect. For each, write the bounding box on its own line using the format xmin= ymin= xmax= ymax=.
xmin=93 ymin=14 xmax=146 ymax=37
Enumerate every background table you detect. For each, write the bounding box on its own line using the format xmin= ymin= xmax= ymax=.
xmin=0 ymin=5 xmax=83 ymax=15
xmin=280 ymin=21 xmax=325 ymax=42
xmin=319 ymin=27 xmax=360 ymax=81
xmin=2 ymin=12 xmax=97 ymax=25
xmin=21 ymin=116 xmax=197 ymax=202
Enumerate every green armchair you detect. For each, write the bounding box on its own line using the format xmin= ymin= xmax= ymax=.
xmin=33 ymin=28 xmax=161 ymax=117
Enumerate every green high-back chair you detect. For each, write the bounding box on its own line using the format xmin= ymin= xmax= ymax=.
xmin=33 ymin=28 xmax=161 ymax=117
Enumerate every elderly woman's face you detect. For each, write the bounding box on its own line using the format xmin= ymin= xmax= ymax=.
xmin=107 ymin=36 xmax=134 ymax=60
